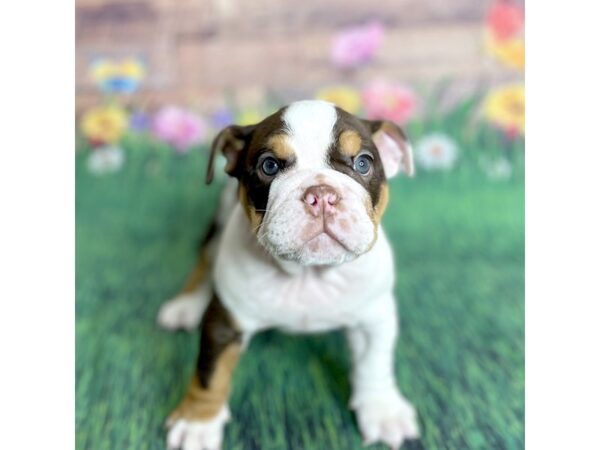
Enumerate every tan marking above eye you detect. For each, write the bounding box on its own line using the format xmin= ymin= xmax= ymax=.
xmin=339 ymin=130 xmax=362 ymax=157
xmin=266 ymin=134 xmax=295 ymax=160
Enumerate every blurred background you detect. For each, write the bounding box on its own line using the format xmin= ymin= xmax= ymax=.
xmin=76 ymin=1 xmax=524 ymax=449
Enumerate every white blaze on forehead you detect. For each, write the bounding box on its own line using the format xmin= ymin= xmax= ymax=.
xmin=282 ymin=100 xmax=337 ymax=170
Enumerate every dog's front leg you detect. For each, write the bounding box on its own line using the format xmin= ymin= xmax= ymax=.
xmin=165 ymin=294 xmax=244 ymax=450
xmin=347 ymin=294 xmax=419 ymax=450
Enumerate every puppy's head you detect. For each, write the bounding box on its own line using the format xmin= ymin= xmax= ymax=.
xmin=206 ymin=100 xmax=414 ymax=266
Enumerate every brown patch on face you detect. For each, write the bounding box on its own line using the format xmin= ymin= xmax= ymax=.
xmin=266 ymin=133 xmax=295 ymax=160
xmin=167 ymin=295 xmax=241 ymax=422
xmin=232 ymin=107 xmax=296 ymax=225
xmin=239 ymin=184 xmax=263 ymax=231
xmin=328 ymin=108 xmax=387 ymax=208
xmin=371 ymin=183 xmax=389 ymax=225
xmin=338 ymin=129 xmax=362 ymax=157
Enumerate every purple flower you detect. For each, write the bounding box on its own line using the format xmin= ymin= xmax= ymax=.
xmin=331 ymin=21 xmax=385 ymax=69
xmin=152 ymin=106 xmax=207 ymax=153
xmin=210 ymin=108 xmax=235 ymax=129
xmin=130 ymin=111 xmax=151 ymax=131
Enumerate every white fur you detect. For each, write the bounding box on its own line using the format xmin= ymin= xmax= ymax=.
xmin=282 ymin=100 xmax=337 ymax=170
xmin=166 ymin=405 xmax=230 ymax=450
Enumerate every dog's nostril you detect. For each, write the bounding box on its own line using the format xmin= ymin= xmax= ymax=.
xmin=305 ymin=192 xmax=318 ymax=207
xmin=303 ymin=185 xmax=340 ymax=209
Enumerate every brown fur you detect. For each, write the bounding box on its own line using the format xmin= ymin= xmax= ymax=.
xmin=181 ymin=251 xmax=210 ymax=293
xmin=238 ymin=184 xmax=263 ymax=231
xmin=167 ymin=344 xmax=241 ymax=422
xmin=168 ymin=296 xmax=241 ymax=422
xmin=371 ymin=183 xmax=389 ymax=225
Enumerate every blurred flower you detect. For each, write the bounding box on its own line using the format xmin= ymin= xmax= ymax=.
xmin=234 ymin=87 xmax=267 ymax=109
xmin=211 ymin=107 xmax=235 ymax=129
xmin=86 ymin=145 xmax=125 ymax=175
xmin=485 ymin=1 xmax=524 ymax=71
xmin=487 ymin=1 xmax=524 ymax=42
xmin=480 ymin=156 xmax=513 ymax=180
xmin=80 ymin=105 xmax=129 ymax=146
xmin=130 ymin=111 xmax=151 ymax=131
xmin=483 ymin=84 xmax=525 ymax=136
xmin=90 ymin=57 xmax=146 ymax=94
xmin=331 ymin=21 xmax=384 ymax=69
xmin=362 ymin=80 xmax=417 ymax=125
xmin=415 ymin=133 xmax=459 ymax=171
xmin=152 ymin=106 xmax=207 ymax=153
xmin=316 ymin=86 xmax=362 ymax=114
xmin=236 ymin=109 xmax=263 ymax=126
xmin=485 ymin=34 xmax=525 ymax=71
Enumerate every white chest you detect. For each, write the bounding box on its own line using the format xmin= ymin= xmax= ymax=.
xmin=213 ymin=207 xmax=395 ymax=333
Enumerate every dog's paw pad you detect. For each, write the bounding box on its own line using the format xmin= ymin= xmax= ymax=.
xmin=353 ymin=392 xmax=419 ymax=449
xmin=166 ymin=407 xmax=229 ymax=450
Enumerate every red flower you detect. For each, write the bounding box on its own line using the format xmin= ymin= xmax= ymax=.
xmin=487 ymin=1 xmax=524 ymax=42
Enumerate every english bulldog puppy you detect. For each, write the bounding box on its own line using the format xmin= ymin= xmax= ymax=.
xmin=157 ymin=100 xmax=419 ymax=450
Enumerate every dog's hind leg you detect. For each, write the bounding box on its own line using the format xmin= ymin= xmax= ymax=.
xmin=157 ymin=180 xmax=237 ymax=331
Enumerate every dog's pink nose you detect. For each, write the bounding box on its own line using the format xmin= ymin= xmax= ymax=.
xmin=303 ymin=185 xmax=340 ymax=216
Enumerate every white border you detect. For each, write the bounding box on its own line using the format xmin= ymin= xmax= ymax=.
xmin=2 ymin=0 xmax=600 ymax=449
xmin=527 ymin=1 xmax=600 ymax=449
xmin=0 ymin=0 xmax=74 ymax=448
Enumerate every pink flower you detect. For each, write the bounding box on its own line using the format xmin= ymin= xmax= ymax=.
xmin=331 ymin=21 xmax=384 ymax=69
xmin=361 ymin=80 xmax=417 ymax=125
xmin=152 ymin=106 xmax=207 ymax=153
xmin=487 ymin=1 xmax=524 ymax=42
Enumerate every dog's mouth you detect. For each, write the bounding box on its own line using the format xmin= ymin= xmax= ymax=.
xmin=302 ymin=225 xmax=353 ymax=253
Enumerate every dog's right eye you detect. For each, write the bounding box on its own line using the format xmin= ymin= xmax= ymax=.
xmin=260 ymin=157 xmax=280 ymax=176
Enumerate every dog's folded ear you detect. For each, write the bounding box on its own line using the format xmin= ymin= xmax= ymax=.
xmin=362 ymin=120 xmax=414 ymax=179
xmin=206 ymin=124 xmax=256 ymax=184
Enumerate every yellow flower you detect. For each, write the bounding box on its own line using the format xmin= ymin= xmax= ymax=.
xmin=80 ymin=105 xmax=129 ymax=145
xmin=236 ymin=109 xmax=263 ymax=126
xmin=485 ymin=32 xmax=525 ymax=71
xmin=90 ymin=58 xmax=146 ymax=93
xmin=316 ymin=86 xmax=362 ymax=114
xmin=483 ymin=84 xmax=525 ymax=135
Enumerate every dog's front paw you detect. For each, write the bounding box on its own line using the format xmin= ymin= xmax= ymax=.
xmin=157 ymin=292 xmax=208 ymax=331
xmin=351 ymin=390 xmax=419 ymax=450
xmin=165 ymin=406 xmax=229 ymax=450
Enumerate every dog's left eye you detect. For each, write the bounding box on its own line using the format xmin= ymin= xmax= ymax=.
xmin=353 ymin=153 xmax=373 ymax=176
xmin=260 ymin=157 xmax=280 ymax=176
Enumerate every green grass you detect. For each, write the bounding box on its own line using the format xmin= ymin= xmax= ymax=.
xmin=76 ymin=123 xmax=524 ymax=449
